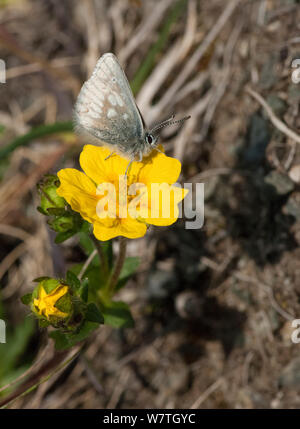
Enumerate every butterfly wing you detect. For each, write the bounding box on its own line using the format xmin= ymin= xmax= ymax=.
xmin=74 ymin=53 xmax=145 ymax=157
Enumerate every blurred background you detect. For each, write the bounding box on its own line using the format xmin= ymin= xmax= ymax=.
xmin=1 ymin=0 xmax=300 ymax=409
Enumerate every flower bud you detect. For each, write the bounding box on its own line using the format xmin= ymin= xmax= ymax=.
xmin=24 ymin=277 xmax=84 ymax=331
xmin=22 ymin=273 xmax=104 ymax=338
xmin=48 ymin=214 xmax=76 ymax=233
xmin=38 ymin=175 xmax=65 ymax=215
xmin=32 ymin=278 xmax=71 ymax=322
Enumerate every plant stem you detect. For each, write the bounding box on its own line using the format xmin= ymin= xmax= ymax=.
xmin=90 ymin=234 xmax=109 ymax=276
xmin=78 ymin=249 xmax=97 ymax=281
xmin=106 ymin=237 xmax=127 ymax=298
xmin=0 ymin=121 xmax=73 ymax=158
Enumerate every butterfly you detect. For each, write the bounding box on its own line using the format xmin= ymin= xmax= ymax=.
xmin=74 ymin=53 xmax=190 ymax=174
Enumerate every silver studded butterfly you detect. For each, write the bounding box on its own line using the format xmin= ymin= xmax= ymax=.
xmin=74 ymin=53 xmax=190 ymax=174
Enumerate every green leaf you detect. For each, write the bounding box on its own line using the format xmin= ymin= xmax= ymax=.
xmin=79 ymin=233 xmax=112 ymax=268
xmin=0 ymin=125 xmax=5 ymax=134
xmin=55 ymin=230 xmax=76 ymax=244
xmin=48 ymin=331 xmax=69 ymax=350
xmin=86 ymin=303 xmax=104 ymax=324
xmin=21 ymin=293 xmax=32 ymax=305
xmin=79 ymin=232 xmax=96 ymax=257
xmin=66 ymin=270 xmax=81 ymax=290
xmin=50 ymin=321 xmax=99 ymax=350
xmin=99 ymin=300 xmax=134 ymax=328
xmin=69 ymin=264 xmax=107 ymax=300
xmin=131 ymin=0 xmax=188 ymax=95
xmin=80 ymin=221 xmax=91 ymax=234
xmin=84 ymin=266 xmax=108 ymax=292
xmin=115 ymin=257 xmax=140 ymax=291
xmin=0 ymin=121 xmax=73 ymax=159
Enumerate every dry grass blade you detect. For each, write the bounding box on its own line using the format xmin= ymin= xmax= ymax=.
xmin=147 ymin=0 xmax=241 ymax=122
xmin=245 ymin=87 xmax=300 ymax=145
xmin=119 ymin=0 xmax=174 ymax=63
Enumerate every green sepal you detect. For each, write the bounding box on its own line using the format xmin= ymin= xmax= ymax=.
xmin=54 ymin=291 xmax=72 ymax=315
xmin=21 ymin=293 xmax=32 ymax=305
xmin=32 ymin=286 xmax=39 ymax=300
xmin=38 ymin=319 xmax=50 ymax=328
xmin=48 ymin=214 xmax=75 ymax=233
xmin=33 ymin=276 xmax=50 ymax=283
xmin=42 ymin=278 xmax=61 ymax=294
xmin=37 ymin=206 xmax=47 ymax=215
xmin=46 ymin=207 xmax=67 ymax=216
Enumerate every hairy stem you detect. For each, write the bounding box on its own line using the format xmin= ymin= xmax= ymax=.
xmin=90 ymin=234 xmax=109 ymax=276
xmin=106 ymin=237 xmax=127 ymax=298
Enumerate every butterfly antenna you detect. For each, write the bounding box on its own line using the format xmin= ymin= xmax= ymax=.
xmin=151 ymin=115 xmax=191 ymax=135
xmin=151 ymin=114 xmax=175 ymax=132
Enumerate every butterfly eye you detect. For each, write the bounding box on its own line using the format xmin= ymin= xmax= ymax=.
xmin=146 ymin=134 xmax=154 ymax=145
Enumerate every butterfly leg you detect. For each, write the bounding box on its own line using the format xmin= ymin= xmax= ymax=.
xmin=154 ymin=147 xmax=163 ymax=154
xmin=105 ymin=152 xmax=115 ymax=161
xmin=125 ymin=160 xmax=133 ymax=177
xmin=124 ymin=152 xmax=143 ymax=177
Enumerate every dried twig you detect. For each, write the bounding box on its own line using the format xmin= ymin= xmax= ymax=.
xmin=197 ymin=18 xmax=243 ymax=142
xmin=119 ymin=0 xmax=174 ymax=63
xmin=245 ymin=87 xmax=300 ymax=145
xmin=190 ymin=377 xmax=225 ymax=409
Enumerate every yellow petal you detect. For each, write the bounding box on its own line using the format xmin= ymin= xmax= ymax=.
xmin=57 ymin=168 xmax=98 ymax=222
xmin=34 ymin=285 xmax=68 ymax=319
xmin=80 ymin=145 xmax=129 ymax=184
xmin=132 ymin=150 xmax=182 ymax=185
xmin=146 ymin=185 xmax=188 ymax=226
xmin=119 ymin=217 xmax=147 ymax=239
xmin=93 ymin=217 xmax=147 ymax=241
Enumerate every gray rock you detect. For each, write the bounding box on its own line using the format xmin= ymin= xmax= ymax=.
xmin=279 ymin=357 xmax=300 ymax=388
xmin=264 ymin=171 xmax=295 ymax=196
xmin=147 ymin=269 xmax=179 ymax=300
xmin=266 ymin=94 xmax=287 ymax=117
xmin=175 ymin=291 xmax=203 ymax=319
xmin=243 ymin=114 xmax=270 ymax=166
xmin=283 ymin=192 xmax=300 ymax=220
xmin=259 ymin=53 xmax=279 ymax=90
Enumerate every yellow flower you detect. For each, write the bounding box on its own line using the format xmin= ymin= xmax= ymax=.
xmin=56 ymin=145 xmax=188 ymax=240
xmin=34 ymin=284 xmax=69 ymax=320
